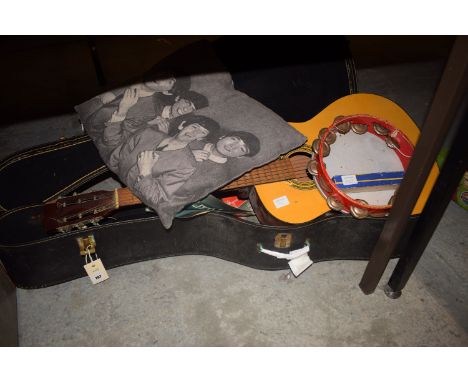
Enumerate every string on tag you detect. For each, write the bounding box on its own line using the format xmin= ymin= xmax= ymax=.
xmin=85 ymin=245 xmax=97 ymax=264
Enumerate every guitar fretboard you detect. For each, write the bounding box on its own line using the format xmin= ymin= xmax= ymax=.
xmin=221 ymin=156 xmax=308 ymax=190
xmin=115 ymin=156 xmax=310 ymax=207
xmin=117 ymin=188 xmax=141 ymax=207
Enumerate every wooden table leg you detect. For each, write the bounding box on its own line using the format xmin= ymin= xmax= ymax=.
xmin=359 ymin=36 xmax=468 ymax=295
xmin=384 ymin=103 xmax=468 ymax=298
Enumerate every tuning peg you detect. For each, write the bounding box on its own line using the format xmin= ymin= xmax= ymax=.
xmin=57 ymin=226 xmax=72 ymax=234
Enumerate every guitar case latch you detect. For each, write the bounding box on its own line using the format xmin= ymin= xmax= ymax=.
xmin=76 ymin=234 xmax=96 ymax=256
xmin=274 ymin=233 xmax=292 ymax=249
xmin=256 ymin=233 xmax=293 ymax=253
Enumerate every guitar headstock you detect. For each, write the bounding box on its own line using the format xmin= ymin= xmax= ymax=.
xmin=43 ymin=190 xmax=117 ymax=233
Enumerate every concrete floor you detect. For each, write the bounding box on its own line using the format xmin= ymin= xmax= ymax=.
xmin=1 ymin=60 xmax=467 ymax=346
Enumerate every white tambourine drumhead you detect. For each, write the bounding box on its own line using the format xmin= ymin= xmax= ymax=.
xmin=313 ymin=114 xmax=414 ymax=218
xmin=323 ymin=130 xmax=402 ymax=207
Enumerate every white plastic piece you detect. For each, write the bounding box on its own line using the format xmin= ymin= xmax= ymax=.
xmin=258 ymin=243 xmax=313 ymax=277
xmin=258 ymin=243 xmax=310 ymax=260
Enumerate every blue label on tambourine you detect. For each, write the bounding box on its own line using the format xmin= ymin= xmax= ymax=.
xmin=333 ymin=171 xmax=404 ymax=189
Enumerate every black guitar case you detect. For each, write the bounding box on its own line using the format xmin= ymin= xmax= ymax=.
xmin=0 ymin=203 xmax=414 ymax=289
xmin=0 ymin=36 xmax=409 ymax=289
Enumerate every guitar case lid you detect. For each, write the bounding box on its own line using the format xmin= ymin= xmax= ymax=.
xmin=213 ymin=36 xmax=357 ymax=122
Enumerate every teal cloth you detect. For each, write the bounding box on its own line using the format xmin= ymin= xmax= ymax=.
xmin=175 ymin=194 xmax=253 ymax=219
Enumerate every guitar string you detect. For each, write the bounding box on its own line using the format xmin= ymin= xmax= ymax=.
xmin=226 ymin=168 xmax=307 ymax=185
xmin=240 ymin=164 xmax=308 ymax=180
xmin=59 ymin=165 xmax=310 ymax=206
xmin=57 ymin=158 xmax=311 ymax=213
xmin=226 ymin=159 xmax=309 ymax=185
xmin=119 ymin=165 xmax=307 ymax=198
xmin=243 ymin=164 xmax=299 ymax=180
xmin=225 ymin=166 xmax=310 ymax=188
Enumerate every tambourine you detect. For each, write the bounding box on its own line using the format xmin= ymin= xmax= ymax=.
xmin=308 ymin=115 xmax=414 ymax=219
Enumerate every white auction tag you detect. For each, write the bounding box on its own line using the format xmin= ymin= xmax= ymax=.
xmin=341 ymin=174 xmax=358 ymax=186
xmin=84 ymin=258 xmax=109 ymax=285
xmin=273 ymin=195 xmax=290 ymax=209
xmin=288 ymin=254 xmax=313 ymax=277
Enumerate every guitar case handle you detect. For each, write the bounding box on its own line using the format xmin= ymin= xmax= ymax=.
xmin=257 ymin=240 xmax=310 ymax=260
xmin=257 ymin=240 xmax=313 ymax=277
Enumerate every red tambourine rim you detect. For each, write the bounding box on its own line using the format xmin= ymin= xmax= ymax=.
xmin=314 ymin=114 xmax=414 ymax=215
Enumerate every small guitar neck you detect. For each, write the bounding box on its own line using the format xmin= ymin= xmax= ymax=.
xmin=116 ymin=188 xmax=142 ymax=208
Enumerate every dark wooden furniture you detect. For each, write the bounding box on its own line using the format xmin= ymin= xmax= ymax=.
xmin=359 ymin=36 xmax=468 ymax=297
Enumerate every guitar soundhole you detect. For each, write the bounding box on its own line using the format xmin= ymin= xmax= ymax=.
xmin=285 ymin=148 xmax=316 ymax=190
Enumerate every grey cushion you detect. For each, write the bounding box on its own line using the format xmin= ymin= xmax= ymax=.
xmin=75 ymin=40 xmax=306 ymax=228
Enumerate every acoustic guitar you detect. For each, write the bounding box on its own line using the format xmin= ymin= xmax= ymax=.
xmin=254 ymin=93 xmax=439 ymax=224
xmin=43 ymin=94 xmax=439 ymax=232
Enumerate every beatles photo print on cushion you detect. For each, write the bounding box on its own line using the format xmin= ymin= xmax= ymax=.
xmin=75 ymin=40 xmax=306 ymax=228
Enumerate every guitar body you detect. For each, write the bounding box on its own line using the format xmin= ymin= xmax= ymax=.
xmin=254 ymin=94 xmax=440 ymax=224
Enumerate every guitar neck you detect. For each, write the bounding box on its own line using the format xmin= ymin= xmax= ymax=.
xmin=116 ymin=188 xmax=142 ymax=208
xmin=115 ymin=156 xmax=307 ymax=208
xmin=221 ymin=156 xmax=300 ymax=190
